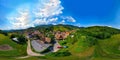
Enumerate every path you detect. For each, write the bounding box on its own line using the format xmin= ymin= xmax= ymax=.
xmin=52 ymin=40 xmax=61 ymax=52
xmin=27 ymin=38 xmax=44 ymax=56
xmin=17 ymin=38 xmax=44 ymax=59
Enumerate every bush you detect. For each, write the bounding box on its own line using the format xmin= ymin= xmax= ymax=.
xmin=94 ymin=32 xmax=111 ymax=39
xmin=85 ymin=36 xmax=97 ymax=47
xmin=80 ymin=26 xmax=120 ymax=39
xmin=47 ymin=51 xmax=71 ymax=57
xmin=17 ymin=35 xmax=27 ymax=44
xmin=0 ymin=30 xmax=8 ymax=36
xmin=10 ymin=34 xmax=27 ymax=44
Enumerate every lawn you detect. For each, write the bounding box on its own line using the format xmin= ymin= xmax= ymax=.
xmin=98 ymin=34 xmax=120 ymax=56
xmin=93 ymin=34 xmax=120 ymax=59
xmin=0 ymin=34 xmax=27 ymax=57
xmin=1 ymin=34 xmax=120 ymax=60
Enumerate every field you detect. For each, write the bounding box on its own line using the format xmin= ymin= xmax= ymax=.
xmin=0 ymin=34 xmax=27 ymax=57
xmin=0 ymin=28 xmax=120 ymax=60
xmin=48 ymin=34 xmax=120 ymax=60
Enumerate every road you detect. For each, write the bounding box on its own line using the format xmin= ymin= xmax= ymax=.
xmin=17 ymin=38 xmax=44 ymax=59
xmin=52 ymin=40 xmax=61 ymax=52
xmin=27 ymin=38 xmax=45 ymax=56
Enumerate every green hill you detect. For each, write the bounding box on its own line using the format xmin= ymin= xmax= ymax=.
xmin=96 ymin=34 xmax=120 ymax=57
xmin=0 ymin=25 xmax=120 ymax=60
xmin=0 ymin=34 xmax=26 ymax=57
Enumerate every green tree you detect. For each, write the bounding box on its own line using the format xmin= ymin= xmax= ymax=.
xmin=10 ymin=34 xmax=26 ymax=44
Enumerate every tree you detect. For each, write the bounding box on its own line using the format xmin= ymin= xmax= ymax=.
xmin=17 ymin=35 xmax=27 ymax=44
xmin=0 ymin=30 xmax=8 ymax=36
xmin=47 ymin=51 xmax=71 ymax=57
xmin=10 ymin=34 xmax=26 ymax=44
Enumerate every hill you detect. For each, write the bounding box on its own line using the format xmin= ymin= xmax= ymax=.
xmin=0 ymin=34 xmax=26 ymax=57
xmin=0 ymin=25 xmax=120 ymax=60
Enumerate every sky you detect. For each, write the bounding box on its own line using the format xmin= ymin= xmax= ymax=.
xmin=0 ymin=0 xmax=120 ymax=30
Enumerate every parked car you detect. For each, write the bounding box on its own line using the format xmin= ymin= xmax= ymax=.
xmin=57 ymin=46 xmax=63 ymax=48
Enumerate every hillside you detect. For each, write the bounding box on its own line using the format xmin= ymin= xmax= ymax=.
xmin=0 ymin=25 xmax=120 ymax=60
xmin=0 ymin=34 xmax=27 ymax=57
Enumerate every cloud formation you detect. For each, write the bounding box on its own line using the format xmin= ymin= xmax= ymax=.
xmin=7 ymin=0 xmax=76 ymax=30
xmin=8 ymin=7 xmax=34 ymax=29
xmin=33 ymin=0 xmax=63 ymax=18
xmin=61 ymin=16 xmax=76 ymax=22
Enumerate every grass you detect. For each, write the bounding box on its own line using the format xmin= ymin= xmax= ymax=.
xmin=1 ymin=33 xmax=120 ymax=60
xmin=0 ymin=34 xmax=27 ymax=57
xmin=93 ymin=34 xmax=120 ymax=60
xmin=63 ymin=34 xmax=120 ymax=60
xmin=98 ymin=34 xmax=120 ymax=56
xmin=46 ymin=55 xmax=80 ymax=60
xmin=70 ymin=36 xmax=89 ymax=53
xmin=92 ymin=57 xmax=120 ymax=60
xmin=53 ymin=26 xmax=69 ymax=32
xmin=0 ymin=56 xmax=47 ymax=60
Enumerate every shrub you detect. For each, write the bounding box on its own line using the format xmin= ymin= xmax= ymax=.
xmin=47 ymin=51 xmax=71 ymax=57
xmin=10 ymin=34 xmax=27 ymax=44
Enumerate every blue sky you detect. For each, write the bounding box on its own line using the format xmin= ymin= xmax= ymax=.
xmin=0 ymin=0 xmax=120 ymax=30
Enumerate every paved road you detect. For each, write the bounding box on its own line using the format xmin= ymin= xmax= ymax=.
xmin=27 ymin=38 xmax=45 ymax=56
xmin=17 ymin=38 xmax=44 ymax=59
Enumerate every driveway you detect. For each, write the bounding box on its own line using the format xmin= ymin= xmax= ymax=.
xmin=52 ymin=40 xmax=61 ymax=52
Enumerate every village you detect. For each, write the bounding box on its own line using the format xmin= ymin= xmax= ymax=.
xmin=1 ymin=25 xmax=120 ymax=60
xmin=24 ymin=30 xmax=71 ymax=53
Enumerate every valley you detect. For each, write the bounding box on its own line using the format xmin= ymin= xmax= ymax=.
xmin=0 ymin=25 xmax=120 ymax=60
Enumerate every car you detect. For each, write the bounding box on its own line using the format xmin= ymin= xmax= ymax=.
xmin=57 ymin=46 xmax=63 ymax=48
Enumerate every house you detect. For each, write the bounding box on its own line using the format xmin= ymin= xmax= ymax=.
xmin=55 ymin=31 xmax=70 ymax=40
xmin=44 ymin=37 xmax=51 ymax=43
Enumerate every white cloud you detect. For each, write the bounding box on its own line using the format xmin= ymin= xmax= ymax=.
xmin=33 ymin=17 xmax=58 ymax=25
xmin=33 ymin=0 xmax=64 ymax=18
xmin=8 ymin=8 xmax=34 ymax=29
xmin=61 ymin=16 xmax=76 ymax=22
xmin=60 ymin=20 xmax=65 ymax=24
xmin=6 ymin=0 xmax=77 ymax=30
xmin=48 ymin=18 xmax=58 ymax=22
xmin=7 ymin=0 xmax=63 ymax=29
xmin=66 ymin=16 xmax=76 ymax=22
xmin=74 ymin=23 xmax=81 ymax=27
xmin=33 ymin=18 xmax=48 ymax=25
